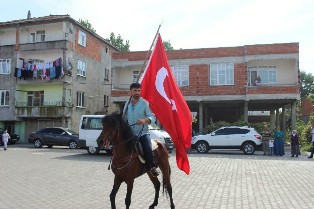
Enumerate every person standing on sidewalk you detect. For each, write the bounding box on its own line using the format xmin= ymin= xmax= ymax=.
xmin=2 ymin=129 xmax=10 ymax=151
xmin=290 ymin=130 xmax=299 ymax=157
xmin=308 ymin=125 xmax=314 ymax=158
xmin=274 ymin=126 xmax=285 ymax=156
xmin=261 ymin=125 xmax=272 ymax=155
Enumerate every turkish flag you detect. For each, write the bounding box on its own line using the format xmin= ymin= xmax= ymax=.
xmin=139 ymin=34 xmax=192 ymax=174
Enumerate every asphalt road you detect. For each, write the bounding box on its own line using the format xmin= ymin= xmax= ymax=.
xmin=0 ymin=144 xmax=314 ymax=209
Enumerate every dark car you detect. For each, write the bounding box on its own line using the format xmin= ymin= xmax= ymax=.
xmin=28 ymin=127 xmax=85 ymax=149
xmin=0 ymin=128 xmax=20 ymax=145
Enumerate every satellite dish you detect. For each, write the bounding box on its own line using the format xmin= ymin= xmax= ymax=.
xmin=67 ymin=57 xmax=73 ymax=69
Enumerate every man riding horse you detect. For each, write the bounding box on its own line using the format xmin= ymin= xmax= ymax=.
xmin=122 ymin=82 xmax=160 ymax=177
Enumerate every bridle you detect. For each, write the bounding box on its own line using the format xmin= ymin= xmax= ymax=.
xmin=103 ymin=123 xmax=142 ymax=148
xmin=105 ymin=123 xmax=144 ymax=170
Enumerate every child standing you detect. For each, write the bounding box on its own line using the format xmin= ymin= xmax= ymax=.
xmin=269 ymin=138 xmax=274 ymax=156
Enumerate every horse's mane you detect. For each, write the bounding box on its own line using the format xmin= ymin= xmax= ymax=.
xmin=103 ymin=112 xmax=136 ymax=148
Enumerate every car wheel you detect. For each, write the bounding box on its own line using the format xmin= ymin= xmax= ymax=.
xmin=34 ymin=139 xmax=42 ymax=148
xmin=242 ymin=142 xmax=255 ymax=155
xmin=68 ymin=140 xmax=78 ymax=149
xmin=47 ymin=145 xmax=53 ymax=148
xmin=195 ymin=141 xmax=209 ymax=153
xmin=87 ymin=146 xmax=100 ymax=155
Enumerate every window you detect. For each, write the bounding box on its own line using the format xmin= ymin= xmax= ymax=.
xmin=27 ymin=91 xmax=44 ymax=106
xmin=104 ymin=95 xmax=109 ymax=107
xmin=78 ymin=30 xmax=86 ymax=47
xmin=0 ymin=90 xmax=9 ymax=106
xmin=31 ymin=33 xmax=36 ymax=43
xmin=210 ymin=63 xmax=234 ymax=85
xmin=105 ymin=47 xmax=109 ymax=53
xmin=0 ymin=59 xmax=11 ymax=74
xmin=77 ymin=60 xmax=86 ymax=77
xmin=30 ymin=31 xmax=45 ymax=43
xmin=82 ymin=117 xmax=103 ymax=130
xmin=171 ymin=65 xmax=189 ymax=86
xmin=104 ymin=68 xmax=109 ymax=81
xmin=132 ymin=71 xmax=139 ymax=83
xmin=248 ymin=66 xmax=276 ymax=86
xmin=36 ymin=31 xmax=45 ymax=42
xmin=77 ymin=92 xmax=85 ymax=107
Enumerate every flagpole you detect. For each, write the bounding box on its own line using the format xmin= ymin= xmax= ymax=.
xmin=122 ymin=22 xmax=163 ymax=118
xmin=136 ymin=22 xmax=163 ymax=83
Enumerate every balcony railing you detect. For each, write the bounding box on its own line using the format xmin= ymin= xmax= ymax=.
xmin=15 ymin=101 xmax=72 ymax=118
xmin=16 ymin=74 xmax=73 ymax=84
xmin=19 ymin=40 xmax=70 ymax=51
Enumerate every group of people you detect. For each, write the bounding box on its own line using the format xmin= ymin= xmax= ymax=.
xmin=262 ymin=125 xmax=300 ymax=157
xmin=262 ymin=124 xmax=314 ymax=158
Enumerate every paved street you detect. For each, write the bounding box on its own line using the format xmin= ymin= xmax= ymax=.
xmin=1 ymin=144 xmax=314 ymax=209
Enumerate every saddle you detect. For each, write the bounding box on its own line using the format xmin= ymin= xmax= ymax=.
xmin=136 ymin=139 xmax=158 ymax=163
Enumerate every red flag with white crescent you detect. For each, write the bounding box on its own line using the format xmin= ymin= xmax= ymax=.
xmin=139 ymin=33 xmax=192 ymax=174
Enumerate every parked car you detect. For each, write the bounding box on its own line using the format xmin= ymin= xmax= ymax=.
xmin=148 ymin=123 xmax=174 ymax=153
xmin=191 ymin=126 xmax=262 ymax=155
xmin=0 ymin=128 xmax=20 ymax=145
xmin=28 ymin=127 xmax=85 ymax=149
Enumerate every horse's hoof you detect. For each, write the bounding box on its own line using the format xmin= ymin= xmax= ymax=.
xmin=149 ymin=205 xmax=155 ymax=209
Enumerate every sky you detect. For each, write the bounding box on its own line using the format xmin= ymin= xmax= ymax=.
xmin=1 ymin=0 xmax=313 ymax=74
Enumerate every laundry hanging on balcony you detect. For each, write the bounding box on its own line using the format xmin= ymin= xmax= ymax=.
xmin=14 ymin=57 xmax=63 ymax=80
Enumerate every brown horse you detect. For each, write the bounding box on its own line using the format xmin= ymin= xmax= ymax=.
xmin=97 ymin=112 xmax=175 ymax=209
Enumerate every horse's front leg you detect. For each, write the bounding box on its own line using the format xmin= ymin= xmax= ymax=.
xmin=110 ymin=177 xmax=122 ymax=209
xmin=125 ymin=179 xmax=134 ymax=209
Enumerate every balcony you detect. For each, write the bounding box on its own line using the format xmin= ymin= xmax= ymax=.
xmin=16 ymin=74 xmax=73 ymax=85
xmin=19 ymin=40 xmax=70 ymax=51
xmin=15 ymin=101 xmax=72 ymax=118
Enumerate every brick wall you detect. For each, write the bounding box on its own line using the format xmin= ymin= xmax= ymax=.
xmin=180 ymin=63 xmax=247 ymax=96
xmin=75 ymin=29 xmax=102 ymax=62
xmin=112 ymin=43 xmax=299 ymax=61
xmin=247 ymin=86 xmax=299 ymax=94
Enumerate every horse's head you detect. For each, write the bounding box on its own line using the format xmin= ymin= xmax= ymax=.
xmin=97 ymin=112 xmax=122 ymax=149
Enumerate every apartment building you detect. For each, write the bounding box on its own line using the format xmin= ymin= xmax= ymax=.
xmin=111 ymin=43 xmax=300 ymax=133
xmin=0 ymin=13 xmax=118 ymax=142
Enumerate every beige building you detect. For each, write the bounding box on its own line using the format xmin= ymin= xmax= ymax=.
xmin=111 ymin=44 xmax=300 ymax=133
xmin=0 ymin=13 xmax=118 ymax=142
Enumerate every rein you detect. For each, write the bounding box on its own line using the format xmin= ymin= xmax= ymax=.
xmin=107 ymin=123 xmax=143 ymax=148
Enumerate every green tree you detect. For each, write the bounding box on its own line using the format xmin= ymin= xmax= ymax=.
xmin=107 ymin=32 xmax=130 ymax=52
xmin=300 ymin=71 xmax=314 ymax=98
xmin=78 ymin=19 xmax=96 ymax=33
xmin=163 ymin=40 xmax=174 ymax=50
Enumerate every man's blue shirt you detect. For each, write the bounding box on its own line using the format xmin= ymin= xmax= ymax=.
xmin=123 ymin=97 xmax=155 ymax=136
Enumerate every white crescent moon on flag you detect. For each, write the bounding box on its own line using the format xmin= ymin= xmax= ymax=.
xmin=155 ymin=67 xmax=177 ymax=111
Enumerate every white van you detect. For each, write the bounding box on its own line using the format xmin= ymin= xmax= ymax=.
xmin=79 ymin=115 xmax=112 ymax=155
xmin=79 ymin=115 xmax=173 ymax=154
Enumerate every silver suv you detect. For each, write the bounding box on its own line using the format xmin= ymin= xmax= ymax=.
xmin=191 ymin=126 xmax=262 ymax=155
